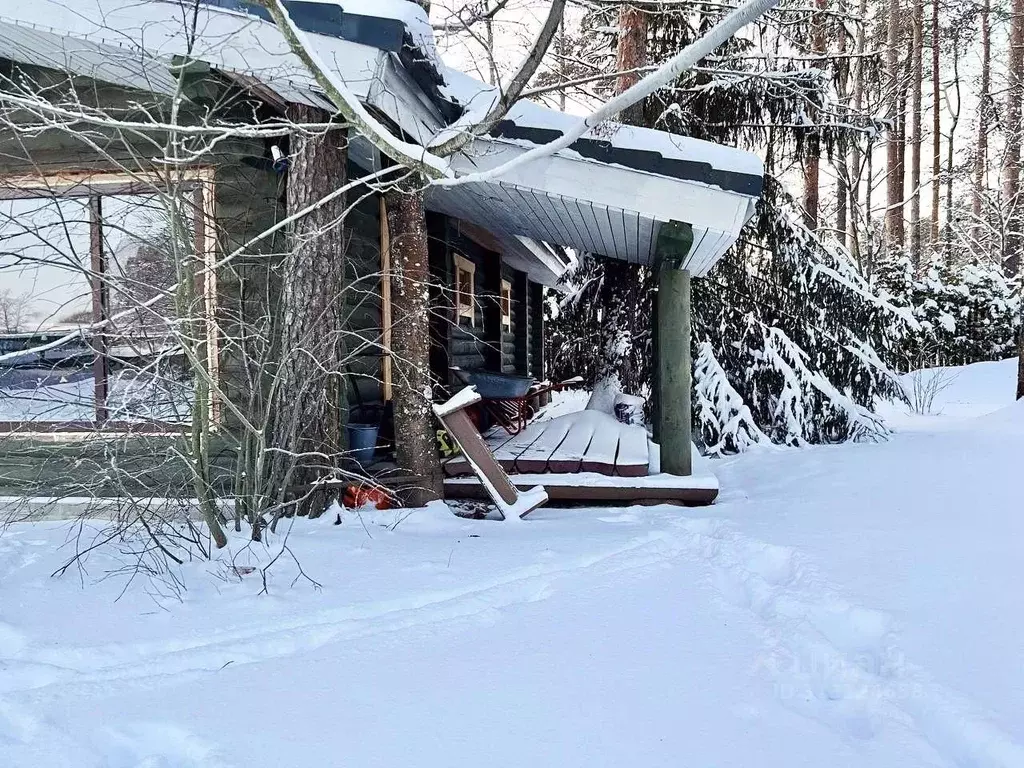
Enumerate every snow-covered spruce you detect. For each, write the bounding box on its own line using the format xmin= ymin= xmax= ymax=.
xmin=547 ymin=3 xmax=908 ymax=452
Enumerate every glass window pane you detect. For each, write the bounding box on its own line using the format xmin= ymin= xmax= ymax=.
xmin=0 ymin=196 xmax=95 ymax=425
xmin=101 ymin=192 xmax=197 ymax=424
xmin=0 ymin=196 xmax=92 ymax=331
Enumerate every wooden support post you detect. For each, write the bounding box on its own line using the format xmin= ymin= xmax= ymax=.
xmin=656 ymin=267 xmax=692 ymax=477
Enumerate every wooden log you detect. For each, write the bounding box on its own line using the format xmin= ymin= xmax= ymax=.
xmin=656 ymin=267 xmax=693 ymax=476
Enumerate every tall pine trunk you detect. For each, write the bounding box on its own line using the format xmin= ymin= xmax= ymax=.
xmin=803 ymin=0 xmax=827 ymax=229
xmin=1002 ymin=0 xmax=1024 ymax=277
xmin=385 ymin=179 xmax=443 ymax=506
xmin=909 ymin=0 xmax=923 ymax=267
xmin=617 ymin=4 xmax=649 ymax=125
xmin=268 ymin=106 xmax=348 ymax=519
xmin=587 ymin=3 xmax=649 ymax=408
xmin=972 ymin=0 xmax=991 ymax=246
xmin=849 ymin=0 xmax=869 ymax=266
xmin=885 ymin=0 xmax=906 ymax=251
xmin=836 ymin=4 xmax=849 ymax=243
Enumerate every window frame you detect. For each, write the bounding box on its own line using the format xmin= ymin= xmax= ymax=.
xmin=0 ymin=170 xmax=219 ymax=434
xmin=453 ymin=252 xmax=476 ymax=325
xmin=500 ymin=279 xmax=512 ymax=331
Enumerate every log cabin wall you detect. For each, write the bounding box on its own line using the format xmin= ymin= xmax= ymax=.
xmin=0 ymin=60 xmax=541 ymax=499
xmin=0 ymin=62 xmax=383 ymax=496
xmin=424 ymin=213 xmax=532 ymax=386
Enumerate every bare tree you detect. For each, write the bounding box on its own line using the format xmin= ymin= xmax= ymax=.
xmin=1003 ymin=0 xmax=1024 ymax=278
xmin=972 ymin=0 xmax=992 ymax=247
xmin=909 ymin=0 xmax=924 ymax=266
xmin=886 ymin=0 xmax=907 ymax=251
xmin=0 ymin=290 xmax=32 ymax=332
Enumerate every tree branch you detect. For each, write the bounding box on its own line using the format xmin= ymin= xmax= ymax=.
xmin=430 ymin=0 xmax=568 ymax=156
xmin=434 ymin=0 xmax=783 ymax=188
xmin=253 ymin=0 xmax=450 ymax=179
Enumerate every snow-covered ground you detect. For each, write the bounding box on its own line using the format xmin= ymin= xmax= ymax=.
xmin=1 ymin=359 xmax=1022 ymax=767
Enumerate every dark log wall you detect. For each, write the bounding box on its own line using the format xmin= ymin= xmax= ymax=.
xmin=428 ymin=214 xmax=493 ymax=380
xmin=342 ymin=193 xmax=384 ymax=410
xmin=0 ymin=60 xmax=539 ymax=499
xmin=529 ymin=280 xmax=546 ymax=381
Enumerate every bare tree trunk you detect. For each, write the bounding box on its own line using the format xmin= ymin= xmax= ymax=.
xmin=849 ymin=0 xmax=869 ymax=263
xmin=485 ymin=1 xmax=498 ymax=85
xmin=557 ymin=18 xmax=568 ymax=112
xmin=930 ymin=0 xmax=941 ymax=248
xmin=1003 ymin=0 xmax=1024 ymax=277
xmin=945 ymin=44 xmax=961 ymax=256
xmin=866 ymin=133 xmax=875 ymax=275
xmin=835 ymin=1 xmax=849 ymax=241
xmin=886 ymin=0 xmax=906 ymax=250
xmin=269 ymin=106 xmax=348 ymax=518
xmin=973 ymin=0 xmax=992 ymax=246
xmin=385 ymin=179 xmax=443 ymax=506
xmin=803 ymin=0 xmax=827 ymax=229
xmin=909 ymin=0 xmax=923 ymax=267
xmin=896 ymin=86 xmax=908 ymax=248
xmin=617 ymin=4 xmax=650 ymax=125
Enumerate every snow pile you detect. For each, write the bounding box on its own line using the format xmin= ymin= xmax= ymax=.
xmin=339 ymin=0 xmax=440 ymax=68
xmin=1 ymin=360 xmax=1023 ymax=766
xmin=434 ymin=66 xmax=763 ymax=178
xmin=883 ymin=357 xmax=1019 ymax=422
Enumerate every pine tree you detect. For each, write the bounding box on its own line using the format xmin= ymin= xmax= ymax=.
xmin=549 ymin=2 xmax=907 ymax=451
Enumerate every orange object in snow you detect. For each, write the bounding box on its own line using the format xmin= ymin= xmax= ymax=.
xmin=343 ymin=485 xmax=391 ymax=510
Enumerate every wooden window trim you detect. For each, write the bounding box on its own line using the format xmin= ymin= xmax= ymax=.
xmin=379 ymin=197 xmax=393 ymax=401
xmin=453 ymin=253 xmax=476 ymax=325
xmin=500 ymin=279 xmax=512 ymax=331
xmin=0 ymin=169 xmax=219 ymax=435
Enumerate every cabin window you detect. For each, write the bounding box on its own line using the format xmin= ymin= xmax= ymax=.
xmin=500 ymin=279 xmax=512 ymax=331
xmin=453 ymin=253 xmax=476 ymax=325
xmin=0 ymin=173 xmax=217 ymax=432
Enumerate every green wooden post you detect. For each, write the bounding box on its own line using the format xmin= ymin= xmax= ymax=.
xmin=654 ymin=220 xmax=695 ymax=477
xmin=657 ymin=267 xmax=692 ymax=476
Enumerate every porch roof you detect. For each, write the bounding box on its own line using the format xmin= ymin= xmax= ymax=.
xmin=0 ymin=0 xmax=764 ymax=278
xmin=428 ymin=69 xmax=763 ymax=277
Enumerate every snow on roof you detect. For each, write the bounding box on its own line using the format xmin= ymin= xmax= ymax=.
xmin=436 ymin=67 xmax=764 ymax=193
xmin=332 ymin=0 xmax=440 ymax=69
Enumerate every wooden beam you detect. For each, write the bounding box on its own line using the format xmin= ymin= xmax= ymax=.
xmin=379 ymin=196 xmax=393 ymax=401
xmin=444 ymin=478 xmax=717 ymax=506
xmin=656 ymin=267 xmax=692 ymax=476
xmin=89 ymin=194 xmax=108 ymax=425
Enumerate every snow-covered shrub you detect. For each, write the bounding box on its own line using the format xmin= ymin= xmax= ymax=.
xmin=549 ymin=179 xmax=908 ymax=452
xmin=693 ymin=341 xmax=769 ymax=454
xmin=875 ymin=254 xmax=1021 ymax=370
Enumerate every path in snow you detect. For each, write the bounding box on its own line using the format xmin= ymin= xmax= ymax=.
xmin=0 ymin=358 xmax=1022 ymax=767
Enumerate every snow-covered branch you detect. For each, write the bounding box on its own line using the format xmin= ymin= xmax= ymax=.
xmin=253 ymin=0 xmax=451 ymax=179
xmin=433 ymin=0 xmax=782 ymax=187
xmin=430 ymin=0 xmax=567 ymax=156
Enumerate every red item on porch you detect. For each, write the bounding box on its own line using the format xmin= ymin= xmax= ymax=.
xmin=343 ymin=485 xmax=391 ymax=510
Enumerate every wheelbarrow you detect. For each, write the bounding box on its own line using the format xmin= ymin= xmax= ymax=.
xmin=451 ymin=368 xmax=584 ymax=435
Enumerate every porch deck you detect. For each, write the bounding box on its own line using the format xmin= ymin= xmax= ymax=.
xmin=442 ymin=409 xmax=719 ymax=506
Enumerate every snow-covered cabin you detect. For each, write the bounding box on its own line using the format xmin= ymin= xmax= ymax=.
xmin=0 ymin=0 xmax=763 ymax=501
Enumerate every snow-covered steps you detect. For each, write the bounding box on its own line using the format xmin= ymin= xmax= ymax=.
xmin=444 ymin=410 xmax=650 ymax=477
xmin=443 ymin=409 xmax=719 ymax=506
xmin=444 ymin=470 xmax=719 ymax=506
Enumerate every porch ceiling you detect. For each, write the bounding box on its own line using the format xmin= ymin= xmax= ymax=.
xmin=429 ymin=137 xmax=758 ymax=277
